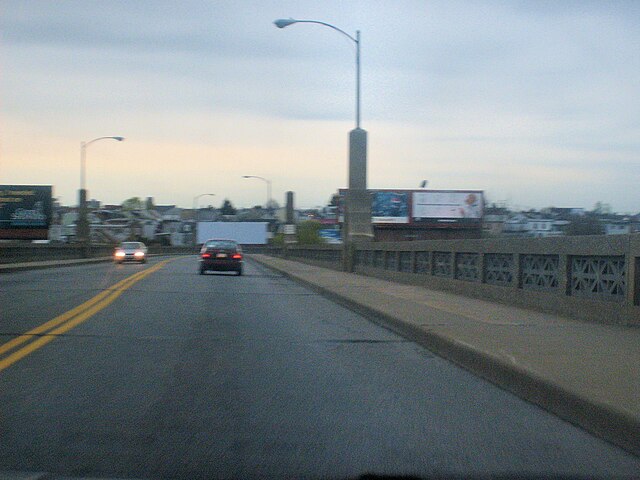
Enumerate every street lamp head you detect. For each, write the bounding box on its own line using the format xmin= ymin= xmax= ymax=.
xmin=113 ymin=136 xmax=125 ymax=142
xmin=274 ymin=18 xmax=297 ymax=29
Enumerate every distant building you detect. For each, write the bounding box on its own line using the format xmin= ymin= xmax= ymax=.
xmin=604 ymin=219 xmax=631 ymax=235
xmin=155 ymin=205 xmax=182 ymax=221
xmin=503 ymin=214 xmax=564 ymax=238
xmin=502 ymin=214 xmax=529 ymax=236
xmin=482 ymin=206 xmax=510 ymax=237
xmin=526 ymin=219 xmax=563 ymax=238
xmin=605 ymin=223 xmax=630 ymax=235
xmin=543 ymin=207 xmax=586 ymax=218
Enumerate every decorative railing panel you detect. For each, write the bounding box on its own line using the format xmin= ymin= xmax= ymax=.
xmin=385 ymin=251 xmax=397 ymax=270
xmin=521 ymin=255 xmax=559 ymax=291
xmin=362 ymin=250 xmax=374 ymax=267
xmin=571 ymin=256 xmax=626 ymax=301
xmin=455 ymin=253 xmax=480 ymax=282
xmin=373 ymin=250 xmax=385 ymax=269
xmin=399 ymin=252 xmax=412 ymax=273
xmin=485 ymin=254 xmax=514 ymax=286
xmin=433 ymin=252 xmax=453 ymax=278
xmin=415 ymin=252 xmax=429 ymax=274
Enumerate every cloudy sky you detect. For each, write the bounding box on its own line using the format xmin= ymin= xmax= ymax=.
xmin=1 ymin=1 xmax=639 ymax=212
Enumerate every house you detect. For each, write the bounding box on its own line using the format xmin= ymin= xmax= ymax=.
xmin=482 ymin=206 xmax=510 ymax=237
xmin=603 ymin=218 xmax=631 ymax=235
xmin=503 ymin=213 xmax=564 ymax=238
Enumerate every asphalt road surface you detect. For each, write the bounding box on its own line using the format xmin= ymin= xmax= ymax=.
xmin=1 ymin=256 xmax=639 ymax=479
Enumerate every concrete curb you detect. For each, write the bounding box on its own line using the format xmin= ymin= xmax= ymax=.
xmin=251 ymin=255 xmax=640 ymax=458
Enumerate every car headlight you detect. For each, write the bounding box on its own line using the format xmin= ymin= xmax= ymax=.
xmin=134 ymin=251 xmax=145 ymax=257
xmin=115 ymin=251 xmax=125 ymax=257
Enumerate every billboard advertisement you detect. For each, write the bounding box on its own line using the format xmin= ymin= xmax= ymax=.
xmin=336 ymin=188 xmax=483 ymax=226
xmin=371 ymin=190 xmax=409 ymax=224
xmin=412 ymin=191 xmax=483 ymax=224
xmin=318 ymin=228 xmax=342 ymax=244
xmin=0 ymin=185 xmax=53 ymax=239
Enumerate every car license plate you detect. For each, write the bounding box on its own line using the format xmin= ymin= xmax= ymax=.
xmin=216 ymin=253 xmax=227 ymax=258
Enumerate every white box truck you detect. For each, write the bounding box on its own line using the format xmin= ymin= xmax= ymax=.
xmin=196 ymin=222 xmax=268 ymax=245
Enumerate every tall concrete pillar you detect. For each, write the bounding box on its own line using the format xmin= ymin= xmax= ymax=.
xmin=284 ymin=191 xmax=297 ymax=246
xmin=345 ymin=128 xmax=373 ymax=243
xmin=77 ymin=188 xmax=89 ymax=244
xmin=342 ymin=128 xmax=373 ymax=272
xmin=286 ymin=191 xmax=295 ymax=224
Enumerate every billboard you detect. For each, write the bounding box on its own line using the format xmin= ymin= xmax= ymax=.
xmin=371 ymin=190 xmax=410 ymax=224
xmin=337 ymin=188 xmax=483 ymax=227
xmin=318 ymin=228 xmax=342 ymax=244
xmin=412 ymin=191 xmax=483 ymax=224
xmin=0 ymin=185 xmax=53 ymax=240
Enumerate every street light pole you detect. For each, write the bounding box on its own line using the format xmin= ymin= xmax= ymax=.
xmin=77 ymin=136 xmax=124 ymax=246
xmin=274 ymin=18 xmax=373 ymax=267
xmin=274 ymin=18 xmax=361 ymax=130
xmin=241 ymin=175 xmax=272 ymax=213
xmin=192 ymin=193 xmax=216 ymax=212
xmin=355 ymin=29 xmax=361 ymax=130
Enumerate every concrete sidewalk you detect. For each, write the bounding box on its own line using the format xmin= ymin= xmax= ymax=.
xmin=251 ymin=254 xmax=640 ymax=457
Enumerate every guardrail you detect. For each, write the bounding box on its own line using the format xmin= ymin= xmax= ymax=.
xmin=262 ymin=244 xmax=343 ymax=270
xmin=262 ymin=235 xmax=640 ymax=326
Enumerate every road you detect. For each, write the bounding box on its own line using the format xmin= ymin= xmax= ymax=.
xmin=1 ymin=256 xmax=639 ymax=479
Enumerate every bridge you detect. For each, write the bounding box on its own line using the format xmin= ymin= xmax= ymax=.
xmin=1 ymin=237 xmax=639 ymax=478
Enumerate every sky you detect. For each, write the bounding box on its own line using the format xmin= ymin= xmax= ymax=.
xmin=1 ymin=1 xmax=639 ymax=212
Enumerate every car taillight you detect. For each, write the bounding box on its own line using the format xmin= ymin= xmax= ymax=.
xmin=232 ymin=253 xmax=242 ymax=260
xmin=202 ymin=253 xmax=212 ymax=259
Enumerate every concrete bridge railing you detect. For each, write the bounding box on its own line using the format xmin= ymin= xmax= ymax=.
xmin=265 ymin=235 xmax=640 ymax=326
xmin=4 ymin=237 xmax=639 ymax=325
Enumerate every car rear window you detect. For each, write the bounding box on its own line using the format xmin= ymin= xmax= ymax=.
xmin=205 ymin=240 xmax=237 ymax=249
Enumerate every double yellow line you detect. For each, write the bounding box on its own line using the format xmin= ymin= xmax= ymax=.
xmin=0 ymin=259 xmax=172 ymax=373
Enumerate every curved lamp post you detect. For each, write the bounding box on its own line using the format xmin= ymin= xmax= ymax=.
xmin=78 ymin=136 xmax=125 ymax=244
xmin=274 ymin=18 xmax=361 ymax=129
xmin=274 ymin=18 xmax=372 ymax=261
xmin=241 ymin=175 xmax=272 ymax=213
xmin=193 ymin=193 xmax=216 ymax=212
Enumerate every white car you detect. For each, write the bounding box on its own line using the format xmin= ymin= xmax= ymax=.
xmin=114 ymin=241 xmax=148 ymax=264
